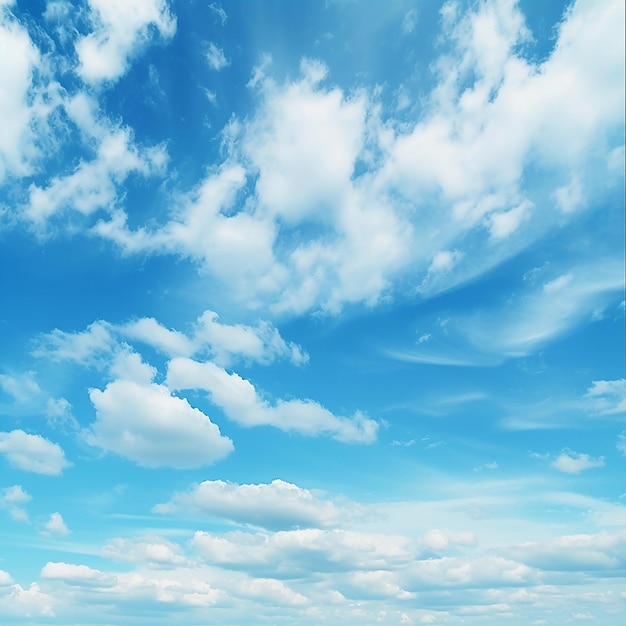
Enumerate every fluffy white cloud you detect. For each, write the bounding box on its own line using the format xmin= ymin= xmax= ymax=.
xmin=0 ymin=484 xmax=31 ymax=522
xmin=0 ymin=3 xmax=44 ymax=182
xmin=167 ymin=357 xmax=378 ymax=443
xmin=87 ymin=375 xmax=233 ymax=468
xmin=154 ymin=479 xmax=361 ymax=530
xmin=584 ymin=379 xmax=626 ymax=415
xmin=75 ymin=0 xmax=176 ymax=84
xmin=102 ymin=536 xmax=187 ymax=567
xmin=119 ymin=310 xmax=308 ymax=366
xmin=551 ymin=450 xmax=605 ymax=474
xmin=44 ymin=512 xmax=69 ymax=536
xmin=26 ymin=127 xmax=167 ymax=224
xmin=0 ymin=430 xmax=71 ymax=475
xmin=504 ymin=530 xmax=626 ymax=572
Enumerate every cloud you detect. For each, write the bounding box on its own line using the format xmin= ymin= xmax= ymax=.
xmin=44 ymin=512 xmax=69 ymax=536
xmin=167 ymin=357 xmax=378 ymax=443
xmin=0 ymin=3 xmax=46 ymax=182
xmin=206 ymin=42 xmax=229 ymax=71
xmin=154 ymin=479 xmax=361 ymax=530
xmin=191 ymin=527 xmax=413 ymax=577
xmin=87 ymin=376 xmax=233 ymax=469
xmin=102 ymin=536 xmax=187 ymax=567
xmin=0 ymin=430 xmax=71 ymax=475
xmin=120 ymin=310 xmax=308 ymax=366
xmin=551 ymin=450 xmax=605 ymax=474
xmin=584 ymin=379 xmax=626 ymax=415
xmin=503 ymin=530 xmax=626 ymax=573
xmin=25 ymin=127 xmax=167 ymax=224
xmin=75 ymin=0 xmax=176 ymax=84
xmin=33 ymin=321 xmax=115 ymax=366
xmin=0 ymin=484 xmax=31 ymax=522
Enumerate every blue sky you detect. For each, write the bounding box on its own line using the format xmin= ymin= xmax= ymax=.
xmin=0 ymin=0 xmax=624 ymax=624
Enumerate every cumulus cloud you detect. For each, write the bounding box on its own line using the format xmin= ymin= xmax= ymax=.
xmin=0 ymin=484 xmax=31 ymax=522
xmin=154 ymin=479 xmax=361 ymax=530
xmin=584 ymin=379 xmax=626 ymax=415
xmin=87 ymin=376 xmax=233 ymax=469
xmin=551 ymin=450 xmax=605 ymax=474
xmin=75 ymin=0 xmax=176 ymax=84
xmin=0 ymin=430 xmax=71 ymax=475
xmin=102 ymin=536 xmax=187 ymax=567
xmin=44 ymin=512 xmax=69 ymax=536
xmin=167 ymin=357 xmax=378 ymax=443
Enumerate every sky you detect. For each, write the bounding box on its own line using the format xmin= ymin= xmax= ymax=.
xmin=0 ymin=0 xmax=624 ymax=624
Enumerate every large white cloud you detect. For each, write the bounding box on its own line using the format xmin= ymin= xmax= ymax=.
xmin=75 ymin=0 xmax=176 ymax=84
xmin=86 ymin=0 xmax=624 ymax=318
xmin=166 ymin=357 xmax=378 ymax=443
xmin=0 ymin=429 xmax=71 ymax=475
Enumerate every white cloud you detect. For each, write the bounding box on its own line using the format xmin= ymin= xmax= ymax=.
xmin=167 ymin=357 xmax=378 ymax=443
xmin=87 ymin=375 xmax=233 ymax=469
xmin=206 ymin=42 xmax=229 ymax=71
xmin=190 ymin=311 xmax=308 ymax=366
xmin=551 ymin=450 xmax=605 ymax=474
xmin=33 ymin=321 xmax=114 ymax=366
xmin=44 ymin=512 xmax=69 ymax=536
xmin=154 ymin=478 xmax=361 ymax=530
xmin=120 ymin=311 xmax=308 ymax=366
xmin=25 ymin=128 xmax=167 ymax=224
xmin=102 ymin=536 xmax=187 ymax=567
xmin=75 ymin=0 xmax=176 ymax=84
xmin=0 ymin=484 xmax=31 ymax=522
xmin=584 ymin=379 xmax=626 ymax=415
xmin=0 ymin=430 xmax=71 ymax=475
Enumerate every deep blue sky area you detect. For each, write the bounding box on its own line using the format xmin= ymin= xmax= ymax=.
xmin=0 ymin=0 xmax=624 ymax=624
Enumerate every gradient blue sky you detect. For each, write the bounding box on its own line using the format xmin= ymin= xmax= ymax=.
xmin=0 ymin=0 xmax=625 ymax=624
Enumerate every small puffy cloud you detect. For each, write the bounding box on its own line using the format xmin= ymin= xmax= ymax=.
xmin=86 ymin=375 xmax=232 ymax=468
xmin=551 ymin=450 xmax=605 ymax=474
xmin=87 ymin=377 xmax=233 ymax=469
xmin=191 ymin=311 xmax=308 ymax=367
xmin=154 ymin=479 xmax=360 ymax=530
xmin=584 ymin=379 xmax=626 ymax=415
xmin=488 ymin=202 xmax=531 ymax=239
xmin=167 ymin=357 xmax=377 ymax=443
xmin=0 ymin=430 xmax=71 ymax=475
xmin=75 ymin=0 xmax=176 ymax=84
xmin=617 ymin=432 xmax=626 ymax=456
xmin=102 ymin=536 xmax=187 ymax=567
xmin=119 ymin=318 xmax=192 ymax=358
xmin=33 ymin=321 xmax=114 ymax=366
xmin=0 ymin=484 xmax=31 ymax=522
xmin=206 ymin=42 xmax=229 ymax=71
xmin=41 ymin=562 xmax=113 ymax=585
xmin=44 ymin=512 xmax=69 ymax=536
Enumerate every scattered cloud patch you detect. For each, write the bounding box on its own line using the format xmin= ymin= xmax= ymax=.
xmin=0 ymin=430 xmax=71 ymax=475
xmin=154 ymin=479 xmax=362 ymax=530
xmin=551 ymin=450 xmax=605 ymax=474
xmin=75 ymin=0 xmax=176 ymax=84
xmin=206 ymin=42 xmax=229 ymax=71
